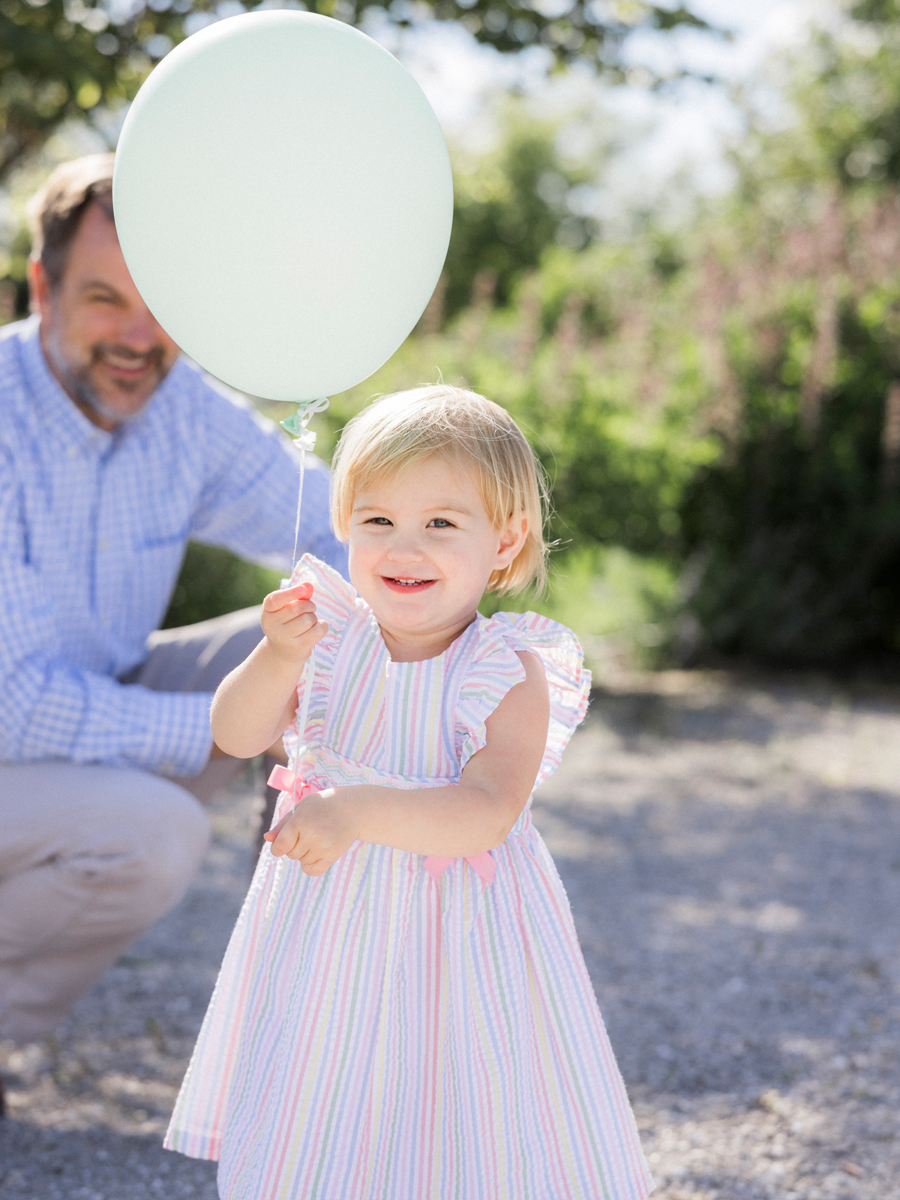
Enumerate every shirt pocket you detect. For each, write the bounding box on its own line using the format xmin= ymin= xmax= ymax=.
xmin=127 ymin=527 xmax=190 ymax=634
xmin=138 ymin=528 xmax=189 ymax=551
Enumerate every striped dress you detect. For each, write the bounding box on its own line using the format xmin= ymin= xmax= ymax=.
xmin=165 ymin=555 xmax=653 ymax=1200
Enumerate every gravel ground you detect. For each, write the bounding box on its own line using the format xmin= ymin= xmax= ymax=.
xmin=2 ymin=669 xmax=900 ymax=1199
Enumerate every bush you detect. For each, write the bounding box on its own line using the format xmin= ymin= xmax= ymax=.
xmin=162 ymin=541 xmax=280 ymax=630
xmin=681 ymin=281 xmax=900 ymax=664
xmin=441 ymin=108 xmax=594 ymax=321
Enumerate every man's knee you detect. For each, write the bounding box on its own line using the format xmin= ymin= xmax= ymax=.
xmin=0 ymin=766 xmax=211 ymax=1040
xmin=140 ymin=605 xmax=263 ymax=694
xmin=0 ymin=765 xmax=211 ymax=944
xmin=91 ymin=775 xmax=211 ymax=924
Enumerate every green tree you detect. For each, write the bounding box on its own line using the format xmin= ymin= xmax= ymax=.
xmin=162 ymin=541 xmax=280 ymax=627
xmin=0 ymin=0 xmax=706 ymax=181
xmin=739 ymin=0 xmax=900 ymax=191
xmin=0 ymin=0 xmax=185 ymax=180
xmin=671 ymin=5 xmax=900 ymax=664
xmin=442 ymin=109 xmax=594 ymax=319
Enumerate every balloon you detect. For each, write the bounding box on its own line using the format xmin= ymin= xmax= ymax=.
xmin=113 ymin=12 xmax=453 ymax=401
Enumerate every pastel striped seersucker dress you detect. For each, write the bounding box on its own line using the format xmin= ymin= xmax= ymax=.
xmin=165 ymin=555 xmax=654 ymax=1200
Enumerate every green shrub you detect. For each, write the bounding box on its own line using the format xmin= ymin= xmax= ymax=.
xmin=680 ymin=285 xmax=900 ymax=664
xmin=482 ymin=544 xmax=680 ymax=674
xmin=162 ymin=542 xmax=281 ymax=630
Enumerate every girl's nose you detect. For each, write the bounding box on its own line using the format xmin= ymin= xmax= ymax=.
xmin=385 ymin=533 xmax=424 ymax=561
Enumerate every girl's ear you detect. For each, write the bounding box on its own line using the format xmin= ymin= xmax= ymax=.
xmin=495 ymin=511 xmax=528 ymax=568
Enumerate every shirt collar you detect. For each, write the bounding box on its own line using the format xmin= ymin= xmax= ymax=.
xmin=18 ymin=316 xmax=158 ymax=457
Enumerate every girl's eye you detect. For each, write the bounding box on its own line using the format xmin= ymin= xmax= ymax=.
xmin=428 ymin=518 xmax=454 ymax=528
xmin=365 ymin=516 xmax=392 ymax=526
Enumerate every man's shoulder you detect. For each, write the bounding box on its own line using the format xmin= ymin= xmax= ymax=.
xmin=159 ymin=356 xmax=256 ymax=416
xmin=0 ymin=320 xmax=34 ymax=437
xmin=163 ymin=354 xmax=236 ymax=399
xmin=0 ymin=318 xmax=31 ymax=382
xmin=156 ymin=356 xmax=275 ymax=438
xmin=0 ymin=317 xmax=31 ymax=343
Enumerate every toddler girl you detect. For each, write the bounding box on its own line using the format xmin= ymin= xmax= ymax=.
xmin=165 ymin=385 xmax=653 ymax=1200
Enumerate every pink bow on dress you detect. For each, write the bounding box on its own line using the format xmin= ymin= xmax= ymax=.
xmin=267 ymin=764 xmax=317 ymax=803
xmin=266 ymin=766 xmax=496 ymax=886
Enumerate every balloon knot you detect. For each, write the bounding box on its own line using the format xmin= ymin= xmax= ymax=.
xmin=280 ymin=411 xmax=305 ymax=437
xmin=280 ymin=397 xmax=330 ymax=439
xmin=293 ymin=430 xmax=317 ymax=452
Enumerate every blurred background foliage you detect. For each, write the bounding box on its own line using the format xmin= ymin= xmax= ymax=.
xmin=8 ymin=1 xmax=900 ymax=673
xmin=0 ymin=0 xmax=705 ymax=183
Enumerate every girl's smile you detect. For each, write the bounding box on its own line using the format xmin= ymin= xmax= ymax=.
xmin=348 ymin=455 xmax=527 ymax=663
xmin=382 ymin=576 xmax=436 ymax=591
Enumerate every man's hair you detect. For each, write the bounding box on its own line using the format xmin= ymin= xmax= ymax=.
xmin=27 ymin=154 xmax=116 ymax=288
xmin=331 ymin=385 xmax=550 ymax=595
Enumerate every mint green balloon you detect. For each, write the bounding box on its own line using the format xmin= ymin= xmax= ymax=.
xmin=113 ymin=12 xmax=452 ymax=401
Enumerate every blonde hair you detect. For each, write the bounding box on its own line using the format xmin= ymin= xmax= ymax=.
xmin=331 ymin=385 xmax=549 ymax=595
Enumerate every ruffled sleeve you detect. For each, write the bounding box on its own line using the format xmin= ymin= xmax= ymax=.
xmin=286 ymin=553 xmax=357 ymax=638
xmin=456 ymin=612 xmax=591 ymax=788
xmin=281 ymin=555 xmax=357 ymax=764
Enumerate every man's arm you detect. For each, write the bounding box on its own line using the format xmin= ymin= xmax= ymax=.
xmin=0 ymin=459 xmax=213 ymax=773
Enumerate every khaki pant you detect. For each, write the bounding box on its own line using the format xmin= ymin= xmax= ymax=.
xmin=0 ymin=607 xmax=263 ymax=1043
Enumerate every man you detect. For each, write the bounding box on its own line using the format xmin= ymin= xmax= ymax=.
xmin=0 ymin=155 xmax=347 ymax=1062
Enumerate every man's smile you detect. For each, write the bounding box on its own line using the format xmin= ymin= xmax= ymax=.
xmin=103 ymin=352 xmax=152 ymax=373
xmin=94 ymin=343 xmax=164 ymax=379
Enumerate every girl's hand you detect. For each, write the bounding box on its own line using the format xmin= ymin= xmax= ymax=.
xmin=264 ymin=789 xmax=358 ymax=875
xmin=261 ymin=581 xmax=328 ymax=665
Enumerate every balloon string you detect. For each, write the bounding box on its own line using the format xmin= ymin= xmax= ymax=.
xmin=292 ymin=438 xmax=306 ymax=569
xmin=281 ymin=398 xmax=329 ymax=572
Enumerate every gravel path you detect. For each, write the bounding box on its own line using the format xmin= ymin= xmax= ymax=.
xmin=2 ymin=670 xmax=900 ymax=1199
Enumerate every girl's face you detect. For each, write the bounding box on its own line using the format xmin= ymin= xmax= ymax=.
xmin=347 ymin=454 xmax=527 ymax=662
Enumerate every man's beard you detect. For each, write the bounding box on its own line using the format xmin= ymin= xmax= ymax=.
xmin=45 ymin=330 xmax=166 ymax=425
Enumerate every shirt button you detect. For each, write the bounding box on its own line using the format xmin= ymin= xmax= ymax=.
xmin=66 ymin=446 xmax=77 ymax=459
xmin=98 ymin=539 xmax=108 ymax=551
xmin=161 ymin=761 xmax=174 ymax=774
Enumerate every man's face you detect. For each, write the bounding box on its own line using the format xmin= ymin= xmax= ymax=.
xmin=30 ymin=201 xmax=180 ymax=430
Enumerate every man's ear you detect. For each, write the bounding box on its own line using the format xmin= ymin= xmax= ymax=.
xmin=496 ymin=512 xmax=529 ymax=568
xmin=28 ymin=259 xmax=51 ymax=318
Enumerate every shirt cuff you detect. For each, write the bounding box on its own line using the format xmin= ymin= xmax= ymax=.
xmin=119 ymin=687 xmax=215 ymax=777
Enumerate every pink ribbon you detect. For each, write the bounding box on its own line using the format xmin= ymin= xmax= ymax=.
xmin=424 ymin=852 xmax=496 ymax=886
xmin=268 ymin=766 xmax=495 ymax=886
xmin=267 ymin=764 xmax=317 ymax=804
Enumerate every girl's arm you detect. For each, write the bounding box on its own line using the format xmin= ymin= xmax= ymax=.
xmin=267 ymin=651 xmax=550 ymax=874
xmin=210 ymin=582 xmax=327 ymax=759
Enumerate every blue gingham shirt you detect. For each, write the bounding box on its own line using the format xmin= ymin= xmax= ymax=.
xmin=0 ymin=317 xmax=347 ymax=776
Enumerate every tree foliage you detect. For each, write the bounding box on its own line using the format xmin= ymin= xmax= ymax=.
xmin=442 ymin=110 xmax=594 ymax=318
xmin=0 ymin=0 xmax=706 ymax=181
xmin=672 ymin=9 xmax=900 ymax=665
xmin=162 ymin=540 xmax=280 ymax=627
xmin=360 ymin=0 xmax=706 ymax=66
xmin=0 ymin=0 xmax=184 ymax=179
xmin=679 ymin=269 xmax=900 ymax=664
